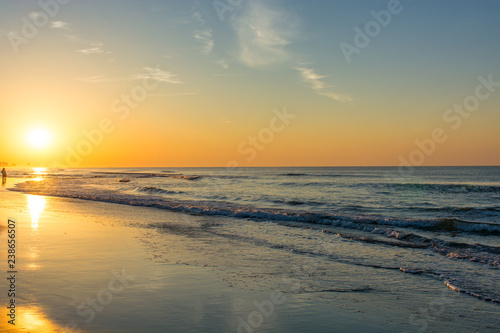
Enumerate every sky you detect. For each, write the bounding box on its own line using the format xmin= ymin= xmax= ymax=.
xmin=0 ymin=0 xmax=499 ymax=167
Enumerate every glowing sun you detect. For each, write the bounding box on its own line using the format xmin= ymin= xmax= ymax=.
xmin=27 ymin=128 xmax=52 ymax=149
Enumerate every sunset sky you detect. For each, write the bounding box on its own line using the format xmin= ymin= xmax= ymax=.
xmin=0 ymin=0 xmax=499 ymax=167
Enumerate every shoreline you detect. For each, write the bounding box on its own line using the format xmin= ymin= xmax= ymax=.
xmin=0 ymin=182 xmax=362 ymax=332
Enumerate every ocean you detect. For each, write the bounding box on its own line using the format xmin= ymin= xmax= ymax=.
xmin=7 ymin=166 xmax=500 ymax=312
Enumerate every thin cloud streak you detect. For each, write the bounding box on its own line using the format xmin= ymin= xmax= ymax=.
xmin=78 ymin=42 xmax=105 ymax=54
xmin=77 ymin=67 xmax=182 ymax=84
xmin=296 ymin=67 xmax=352 ymax=103
xmin=48 ymin=20 xmax=111 ymax=56
xmin=75 ymin=75 xmax=114 ymax=83
xmin=213 ymin=73 xmax=247 ymax=77
xmin=133 ymin=66 xmax=182 ymax=84
xmin=193 ymin=29 xmax=214 ymax=55
xmin=51 ymin=20 xmax=69 ymax=29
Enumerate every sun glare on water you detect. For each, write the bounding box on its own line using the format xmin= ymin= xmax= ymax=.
xmin=27 ymin=128 xmax=52 ymax=149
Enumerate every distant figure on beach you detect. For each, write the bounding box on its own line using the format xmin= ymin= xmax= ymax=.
xmin=1 ymin=168 xmax=6 ymax=179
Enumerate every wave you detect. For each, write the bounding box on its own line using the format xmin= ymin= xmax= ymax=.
xmin=134 ymin=186 xmax=183 ymax=195
xmin=278 ymin=222 xmax=499 ymax=266
xmin=444 ymin=280 xmax=499 ymax=303
xmin=93 ymin=171 xmax=201 ymax=180
xmin=410 ymin=206 xmax=500 ymax=213
xmin=266 ymin=197 xmax=325 ymax=206
xmin=397 ymin=267 xmax=500 ymax=303
xmin=303 ymin=286 xmax=375 ymax=293
xmin=279 ymin=173 xmax=376 ymax=178
xmin=382 ymin=182 xmax=500 ymax=194
xmin=201 ymin=174 xmax=251 ymax=179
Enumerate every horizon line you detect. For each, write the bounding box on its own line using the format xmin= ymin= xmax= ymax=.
xmin=4 ymin=165 xmax=500 ymax=169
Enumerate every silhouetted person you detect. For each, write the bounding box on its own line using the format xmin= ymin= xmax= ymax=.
xmin=1 ymin=168 xmax=6 ymax=186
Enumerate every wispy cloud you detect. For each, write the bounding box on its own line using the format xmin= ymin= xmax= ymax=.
xmin=213 ymin=73 xmax=246 ymax=77
xmin=133 ymin=66 xmax=182 ymax=84
xmin=296 ymin=67 xmax=328 ymax=90
xmin=296 ymin=67 xmax=352 ymax=103
xmin=193 ymin=11 xmax=205 ymax=25
xmin=63 ymin=34 xmax=83 ymax=43
xmin=76 ymin=67 xmax=182 ymax=85
xmin=49 ymin=26 xmax=111 ymax=58
xmin=28 ymin=12 xmax=45 ymax=21
xmin=232 ymin=2 xmax=349 ymax=102
xmin=49 ymin=21 xmax=111 ymax=57
xmin=75 ymin=75 xmax=113 ymax=83
xmin=193 ymin=29 xmax=214 ymax=54
xmin=317 ymin=91 xmax=353 ymax=103
xmin=232 ymin=1 xmax=298 ymax=67
xmin=50 ymin=21 xmax=69 ymax=29
xmin=78 ymin=42 xmax=105 ymax=54
xmin=217 ymin=58 xmax=228 ymax=69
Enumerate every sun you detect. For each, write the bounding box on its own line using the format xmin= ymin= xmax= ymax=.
xmin=27 ymin=128 xmax=52 ymax=149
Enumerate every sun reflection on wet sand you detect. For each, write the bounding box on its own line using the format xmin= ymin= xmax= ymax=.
xmin=26 ymin=194 xmax=46 ymax=272
xmin=1 ymin=305 xmax=69 ymax=332
xmin=27 ymin=195 xmax=45 ymax=231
